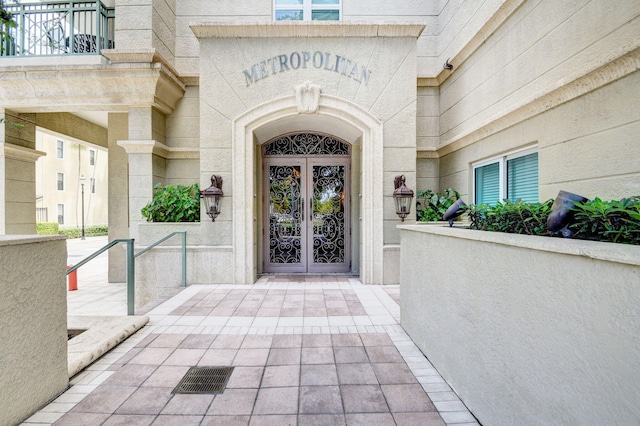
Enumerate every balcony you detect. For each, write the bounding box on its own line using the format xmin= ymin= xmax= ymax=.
xmin=0 ymin=1 xmax=114 ymax=57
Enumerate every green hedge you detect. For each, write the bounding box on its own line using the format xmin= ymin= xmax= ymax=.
xmin=466 ymin=196 xmax=640 ymax=245
xmin=36 ymin=222 xmax=59 ymax=235
xmin=59 ymin=225 xmax=109 ymax=239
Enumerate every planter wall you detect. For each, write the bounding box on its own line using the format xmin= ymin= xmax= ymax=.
xmin=399 ymin=225 xmax=640 ymax=425
xmin=0 ymin=235 xmax=68 ymax=425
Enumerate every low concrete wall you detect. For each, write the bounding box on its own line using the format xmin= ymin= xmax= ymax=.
xmin=399 ymin=225 xmax=640 ymax=425
xmin=135 ymin=221 xmax=233 ymax=307
xmin=0 ymin=235 xmax=68 ymax=425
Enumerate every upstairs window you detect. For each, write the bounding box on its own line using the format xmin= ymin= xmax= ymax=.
xmin=57 ymin=172 xmax=65 ymax=191
xmin=473 ymin=147 xmax=539 ymax=205
xmin=90 ymin=177 xmax=96 ymax=194
xmin=57 ymin=204 xmax=64 ymax=225
xmin=274 ymin=0 xmax=341 ymax=21
xmin=89 ymin=149 xmax=96 ymax=166
xmin=56 ymin=140 xmax=64 ymax=159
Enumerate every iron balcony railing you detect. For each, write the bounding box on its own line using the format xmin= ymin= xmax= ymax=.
xmin=0 ymin=1 xmax=114 ymax=57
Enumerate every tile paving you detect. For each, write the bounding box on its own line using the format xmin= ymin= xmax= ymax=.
xmin=21 ymin=237 xmax=478 ymax=426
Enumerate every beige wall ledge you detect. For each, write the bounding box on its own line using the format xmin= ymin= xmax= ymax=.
xmin=191 ymin=21 xmax=425 ymax=39
xmin=398 ymin=224 xmax=640 ymax=267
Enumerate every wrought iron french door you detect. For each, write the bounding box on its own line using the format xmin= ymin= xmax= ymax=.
xmin=263 ymin=157 xmax=350 ymax=273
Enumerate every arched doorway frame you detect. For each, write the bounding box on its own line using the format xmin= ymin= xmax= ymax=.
xmin=232 ymin=94 xmax=383 ymax=285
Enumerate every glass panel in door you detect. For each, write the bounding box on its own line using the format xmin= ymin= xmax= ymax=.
xmin=266 ymin=161 xmax=306 ymax=272
xmin=309 ymin=161 xmax=349 ymax=272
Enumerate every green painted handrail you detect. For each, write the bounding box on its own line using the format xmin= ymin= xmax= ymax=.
xmin=65 ymin=232 xmax=187 ymax=315
xmin=134 ymin=232 xmax=187 ymax=288
xmin=66 ymin=238 xmax=135 ymax=315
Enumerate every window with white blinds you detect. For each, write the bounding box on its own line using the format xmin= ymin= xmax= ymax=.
xmin=274 ymin=0 xmax=341 ymax=21
xmin=507 ymin=152 xmax=538 ymax=203
xmin=473 ymin=148 xmax=539 ymax=205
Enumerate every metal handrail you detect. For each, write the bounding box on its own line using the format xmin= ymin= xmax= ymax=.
xmin=64 ymin=232 xmax=187 ymax=316
xmin=66 ymin=238 xmax=135 ymax=315
xmin=135 ymin=232 xmax=187 ymax=288
xmin=1 ymin=1 xmax=115 ymax=57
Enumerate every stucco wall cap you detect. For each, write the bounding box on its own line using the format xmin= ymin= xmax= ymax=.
xmin=0 ymin=235 xmax=66 ymax=247
xmin=191 ymin=21 xmax=425 ymax=39
xmin=398 ymin=224 xmax=640 ymax=267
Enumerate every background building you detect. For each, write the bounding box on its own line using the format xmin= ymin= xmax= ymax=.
xmin=35 ymin=128 xmax=108 ymax=229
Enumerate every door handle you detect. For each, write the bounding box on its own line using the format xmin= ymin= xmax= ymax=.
xmin=310 ymin=197 xmax=313 ymax=222
xmin=300 ymin=197 xmax=304 ymax=222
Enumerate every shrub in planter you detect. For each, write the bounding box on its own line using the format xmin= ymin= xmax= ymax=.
xmin=36 ymin=222 xmax=59 ymax=235
xmin=466 ymin=199 xmax=553 ymax=236
xmin=141 ymin=183 xmax=201 ymax=222
xmin=417 ymin=188 xmax=461 ymax=222
xmin=466 ymin=196 xmax=640 ymax=245
xmin=568 ymin=196 xmax=640 ymax=245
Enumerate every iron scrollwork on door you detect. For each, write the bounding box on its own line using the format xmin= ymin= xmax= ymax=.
xmin=268 ymin=165 xmax=302 ymax=264
xmin=263 ymin=133 xmax=350 ymax=156
xmin=312 ymin=165 xmax=346 ymax=264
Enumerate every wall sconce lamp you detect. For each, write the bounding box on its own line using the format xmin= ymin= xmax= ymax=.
xmin=200 ymin=175 xmax=224 ymax=222
xmin=443 ymin=58 xmax=454 ymax=71
xmin=393 ymin=175 xmax=414 ymax=222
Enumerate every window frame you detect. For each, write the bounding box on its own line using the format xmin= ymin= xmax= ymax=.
xmin=472 ymin=145 xmax=538 ymax=205
xmin=56 ymin=172 xmax=65 ymax=191
xmin=56 ymin=140 xmax=64 ymax=159
xmin=274 ymin=0 xmax=342 ymax=21
xmin=57 ymin=204 xmax=64 ymax=225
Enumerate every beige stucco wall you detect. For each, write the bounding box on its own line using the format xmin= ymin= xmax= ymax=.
xmin=438 ymin=71 xmax=640 ymax=202
xmin=400 ymin=225 xmax=640 ymax=425
xmin=0 ymin=235 xmax=68 ymax=425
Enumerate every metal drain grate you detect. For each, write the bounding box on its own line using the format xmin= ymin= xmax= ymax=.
xmin=172 ymin=366 xmax=234 ymax=394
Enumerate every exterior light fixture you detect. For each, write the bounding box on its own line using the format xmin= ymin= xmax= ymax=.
xmin=393 ymin=175 xmax=414 ymax=222
xmin=200 ymin=175 xmax=224 ymax=222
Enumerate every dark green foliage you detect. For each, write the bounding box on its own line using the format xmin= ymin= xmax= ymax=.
xmin=568 ymin=197 xmax=640 ymax=245
xmin=466 ymin=196 xmax=640 ymax=245
xmin=0 ymin=2 xmax=16 ymax=55
xmin=141 ymin=183 xmax=201 ymax=222
xmin=467 ymin=199 xmax=553 ymax=235
xmin=416 ymin=188 xmax=460 ymax=222
xmin=36 ymin=222 xmax=59 ymax=235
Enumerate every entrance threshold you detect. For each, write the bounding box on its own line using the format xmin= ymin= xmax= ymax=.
xmin=258 ymin=274 xmax=359 ymax=283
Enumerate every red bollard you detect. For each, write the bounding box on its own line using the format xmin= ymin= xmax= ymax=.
xmin=67 ymin=265 xmax=78 ymax=291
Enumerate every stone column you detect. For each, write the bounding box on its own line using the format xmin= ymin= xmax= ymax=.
xmin=117 ymin=107 xmax=166 ymax=239
xmin=108 ymin=113 xmax=129 ymax=282
xmin=0 ymin=110 xmax=44 ymax=235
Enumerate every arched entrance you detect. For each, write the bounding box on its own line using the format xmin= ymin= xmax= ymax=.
xmin=262 ymin=133 xmax=351 ymax=273
xmin=232 ymin=94 xmax=384 ymax=285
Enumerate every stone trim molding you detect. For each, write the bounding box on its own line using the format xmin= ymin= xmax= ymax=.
xmin=399 ymin=224 xmax=640 ymax=267
xmin=191 ymin=21 xmax=425 ymax=39
xmin=438 ymin=46 xmax=640 ymax=156
xmin=3 ymin=143 xmax=46 ymax=162
xmin=0 ymin=63 xmax=185 ymax=116
xmin=117 ymin=140 xmax=199 ymax=159
xmin=295 ymin=81 xmax=321 ymax=114
xmin=418 ymin=0 xmax=525 ymax=87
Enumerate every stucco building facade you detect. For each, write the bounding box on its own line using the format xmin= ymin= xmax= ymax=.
xmin=1 ymin=0 xmax=638 ymax=297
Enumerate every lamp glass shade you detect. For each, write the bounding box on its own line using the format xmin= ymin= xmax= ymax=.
xmin=201 ymin=175 xmax=224 ymax=221
xmin=392 ymin=175 xmax=414 ymax=222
